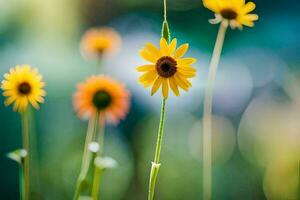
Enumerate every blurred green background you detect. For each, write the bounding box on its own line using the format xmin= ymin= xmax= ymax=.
xmin=0 ymin=0 xmax=300 ymax=199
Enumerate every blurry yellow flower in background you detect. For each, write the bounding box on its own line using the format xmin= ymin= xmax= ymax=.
xmin=1 ymin=65 xmax=46 ymax=112
xmin=137 ymin=38 xmax=197 ymax=99
xmin=80 ymin=27 xmax=122 ymax=60
xmin=203 ymin=0 xmax=259 ymax=29
xmin=73 ymin=75 xmax=130 ymax=124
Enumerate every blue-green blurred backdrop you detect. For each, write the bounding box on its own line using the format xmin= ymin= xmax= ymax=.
xmin=0 ymin=0 xmax=300 ymax=199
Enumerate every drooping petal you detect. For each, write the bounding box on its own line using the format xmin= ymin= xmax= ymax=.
xmin=151 ymin=77 xmax=162 ymax=96
xmin=139 ymin=70 xmax=157 ymax=83
xmin=173 ymin=74 xmax=189 ymax=91
xmin=162 ymin=78 xmax=169 ymax=99
xmin=169 ymin=77 xmax=179 ymax=96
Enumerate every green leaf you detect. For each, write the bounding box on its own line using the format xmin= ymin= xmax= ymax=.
xmin=7 ymin=149 xmax=27 ymax=164
xmin=161 ymin=20 xmax=170 ymax=42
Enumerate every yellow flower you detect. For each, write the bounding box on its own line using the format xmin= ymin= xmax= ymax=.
xmin=73 ymin=75 xmax=130 ymax=125
xmin=203 ymin=0 xmax=259 ymax=29
xmin=80 ymin=27 xmax=122 ymax=60
xmin=137 ymin=38 xmax=197 ymax=99
xmin=1 ymin=65 xmax=46 ymax=112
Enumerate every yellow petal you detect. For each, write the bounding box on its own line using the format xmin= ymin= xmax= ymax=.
xmin=242 ymin=14 xmax=259 ymax=21
xmin=139 ymin=49 xmax=157 ymax=63
xmin=169 ymin=77 xmax=179 ymax=96
xmin=5 ymin=96 xmax=16 ymax=106
xmin=162 ymin=78 xmax=169 ymax=99
xmin=139 ymin=70 xmax=157 ymax=83
xmin=136 ymin=64 xmax=155 ymax=72
xmin=169 ymin=38 xmax=177 ymax=55
xmin=241 ymin=1 xmax=256 ymax=14
xmin=178 ymin=65 xmax=197 ymax=72
xmin=240 ymin=20 xmax=253 ymax=27
xmin=174 ymin=44 xmax=189 ymax=58
xmin=160 ymin=38 xmax=169 ymax=55
xmin=145 ymin=43 xmax=161 ymax=58
xmin=177 ymin=58 xmax=197 ymax=66
xmin=173 ymin=74 xmax=189 ymax=91
xmin=177 ymin=70 xmax=196 ymax=78
xmin=177 ymin=73 xmax=192 ymax=87
xmin=29 ymin=98 xmax=40 ymax=109
xmin=151 ymin=77 xmax=162 ymax=96
xmin=203 ymin=0 xmax=220 ymax=13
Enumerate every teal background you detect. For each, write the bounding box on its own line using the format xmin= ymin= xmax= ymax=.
xmin=0 ymin=0 xmax=300 ymax=199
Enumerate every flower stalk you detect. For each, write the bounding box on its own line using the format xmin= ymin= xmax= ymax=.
xmin=73 ymin=112 xmax=99 ymax=200
xmin=21 ymin=109 xmax=30 ymax=200
xmin=148 ymin=98 xmax=167 ymax=200
xmin=203 ymin=21 xmax=227 ymax=200
xmin=91 ymin=118 xmax=105 ymax=200
xmin=147 ymin=0 xmax=170 ymax=199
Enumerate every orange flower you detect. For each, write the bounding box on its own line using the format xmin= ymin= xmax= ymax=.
xmin=73 ymin=75 xmax=130 ymax=124
xmin=80 ymin=27 xmax=122 ymax=60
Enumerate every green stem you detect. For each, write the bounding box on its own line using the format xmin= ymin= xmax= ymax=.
xmin=203 ymin=22 xmax=227 ymax=200
xmin=91 ymin=117 xmax=105 ymax=200
xmin=91 ymin=166 xmax=102 ymax=200
xmin=21 ymin=109 xmax=30 ymax=200
xmin=19 ymin=163 xmax=25 ymax=200
xmin=96 ymin=58 xmax=102 ymax=74
xmin=298 ymin=160 xmax=300 ymax=199
xmin=148 ymin=99 xmax=167 ymax=200
xmin=73 ymin=112 xmax=99 ymax=200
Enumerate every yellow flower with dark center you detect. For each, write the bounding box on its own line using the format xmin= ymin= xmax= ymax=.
xmin=73 ymin=75 xmax=130 ymax=125
xmin=1 ymin=65 xmax=46 ymax=112
xmin=203 ymin=0 xmax=259 ymax=29
xmin=137 ymin=38 xmax=197 ymax=99
xmin=80 ymin=27 xmax=122 ymax=60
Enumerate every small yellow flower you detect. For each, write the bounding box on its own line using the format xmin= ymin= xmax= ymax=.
xmin=203 ymin=0 xmax=259 ymax=29
xmin=137 ymin=38 xmax=197 ymax=99
xmin=80 ymin=27 xmax=122 ymax=60
xmin=1 ymin=65 xmax=46 ymax=112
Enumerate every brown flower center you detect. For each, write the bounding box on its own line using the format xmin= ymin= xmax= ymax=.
xmin=18 ymin=82 xmax=31 ymax=95
xmin=220 ymin=9 xmax=238 ymax=20
xmin=156 ymin=56 xmax=177 ymax=78
xmin=92 ymin=90 xmax=112 ymax=110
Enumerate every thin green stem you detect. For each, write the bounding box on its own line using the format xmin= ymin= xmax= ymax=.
xmin=153 ymin=99 xmax=166 ymax=164
xmin=148 ymin=98 xmax=167 ymax=200
xmin=163 ymin=0 xmax=167 ymax=22
xmin=21 ymin=109 xmax=30 ymax=200
xmin=73 ymin=112 xmax=99 ymax=200
xmin=91 ymin=166 xmax=102 ymax=200
xmin=203 ymin=22 xmax=227 ymax=200
xmin=96 ymin=58 xmax=102 ymax=74
xmin=91 ymin=117 xmax=105 ymax=200
xmin=19 ymin=164 xmax=25 ymax=200
xmin=298 ymin=160 xmax=300 ymax=199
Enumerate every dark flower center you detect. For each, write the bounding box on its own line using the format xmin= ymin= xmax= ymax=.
xmin=220 ymin=9 xmax=238 ymax=20
xmin=156 ymin=56 xmax=177 ymax=78
xmin=92 ymin=90 xmax=112 ymax=110
xmin=18 ymin=82 xmax=31 ymax=95
xmin=96 ymin=47 xmax=104 ymax=55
